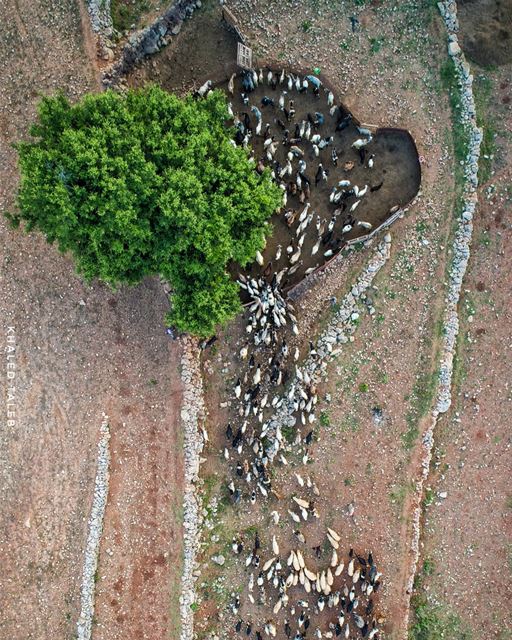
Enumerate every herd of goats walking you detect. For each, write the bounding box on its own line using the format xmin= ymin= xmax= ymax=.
xmin=197 ymin=70 xmax=384 ymax=638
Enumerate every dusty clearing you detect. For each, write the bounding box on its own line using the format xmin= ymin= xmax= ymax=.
xmin=0 ymin=2 xmax=184 ymax=639
xmin=457 ymin=0 xmax=512 ymax=67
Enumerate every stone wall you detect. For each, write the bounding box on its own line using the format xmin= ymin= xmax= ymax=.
xmin=102 ymin=0 xmax=203 ymax=87
xmin=263 ymin=235 xmax=392 ymax=457
xmin=179 ymin=337 xmax=207 ymax=640
xmin=86 ymin=0 xmax=114 ymax=38
xmin=76 ymin=417 xmax=111 ymax=640
xmin=403 ymin=1 xmax=483 ymax=633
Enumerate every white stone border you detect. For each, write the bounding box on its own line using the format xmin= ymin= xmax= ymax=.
xmin=403 ymin=2 xmax=483 ymax=634
xmin=76 ymin=416 xmax=111 ymax=640
xmin=179 ymin=337 xmax=206 ymax=640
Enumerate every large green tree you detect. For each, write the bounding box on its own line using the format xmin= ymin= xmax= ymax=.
xmin=9 ymin=86 xmax=282 ymax=337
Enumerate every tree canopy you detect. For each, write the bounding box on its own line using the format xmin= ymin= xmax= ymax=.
xmin=9 ymin=86 xmax=282 ymax=337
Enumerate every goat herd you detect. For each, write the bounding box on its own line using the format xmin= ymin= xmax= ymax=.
xmin=197 ymin=71 xmax=385 ymax=639
xmin=198 ymin=64 xmax=391 ymax=291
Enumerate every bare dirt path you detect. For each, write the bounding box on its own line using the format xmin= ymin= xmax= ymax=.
xmin=0 ymin=2 xmax=185 ymax=639
xmin=93 ymin=321 xmax=184 ymax=640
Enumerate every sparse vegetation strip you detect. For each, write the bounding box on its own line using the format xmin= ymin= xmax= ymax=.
xmin=76 ymin=417 xmax=110 ymax=640
xmin=405 ymin=2 xmax=483 ymax=634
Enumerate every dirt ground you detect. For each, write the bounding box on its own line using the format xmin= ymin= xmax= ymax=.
xmin=1 ymin=2 xmax=510 ymax=640
xmin=127 ymin=0 xmax=240 ymax=92
xmin=458 ymin=0 xmax=512 ymax=67
xmin=413 ymin=60 xmax=512 ymax=639
xmin=0 ymin=2 xmax=185 ymax=639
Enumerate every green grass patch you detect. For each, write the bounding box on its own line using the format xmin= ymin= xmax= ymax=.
xmin=282 ymin=424 xmax=297 ymax=444
xmin=422 ymin=557 xmax=435 ymax=576
xmin=473 ymin=73 xmax=496 ymax=184
xmin=111 ymin=0 xmax=150 ymax=32
xmin=410 ymin=595 xmax=472 ymax=640
xmin=369 ymin=36 xmax=385 ymax=54
xmin=422 ymin=487 xmax=435 ymax=508
xmin=319 ymin=411 xmax=331 ymax=427
xmin=440 ymin=57 xmax=470 ymax=170
xmin=402 ymin=365 xmax=439 ymax=450
xmin=411 ymin=555 xmax=472 ymax=639
xmin=301 ymin=19 xmax=312 ymax=32
xmin=389 ymin=482 xmax=411 ymax=508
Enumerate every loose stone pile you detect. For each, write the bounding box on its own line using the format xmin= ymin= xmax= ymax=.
xmin=77 ymin=418 xmax=111 ymax=640
xmin=405 ymin=0 xmax=483 ymax=621
xmin=179 ymin=337 xmax=207 ymax=640
xmin=86 ymin=0 xmax=113 ymax=36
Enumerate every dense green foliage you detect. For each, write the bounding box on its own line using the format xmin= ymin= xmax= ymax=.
xmin=9 ymin=86 xmax=282 ymax=337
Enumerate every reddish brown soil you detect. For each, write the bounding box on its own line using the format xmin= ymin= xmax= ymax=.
xmin=0 ymin=2 xmax=184 ymax=639
xmin=93 ymin=321 xmax=184 ymax=640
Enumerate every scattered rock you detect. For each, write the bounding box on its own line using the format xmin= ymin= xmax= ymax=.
xmin=448 ymin=40 xmax=461 ymax=56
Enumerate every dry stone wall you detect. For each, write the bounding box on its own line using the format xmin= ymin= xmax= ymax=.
xmin=76 ymin=418 xmax=111 ymax=640
xmin=404 ymin=1 xmax=483 ymax=632
xmin=179 ymin=337 xmax=207 ymax=640
xmin=102 ymin=0 xmax=202 ymax=87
